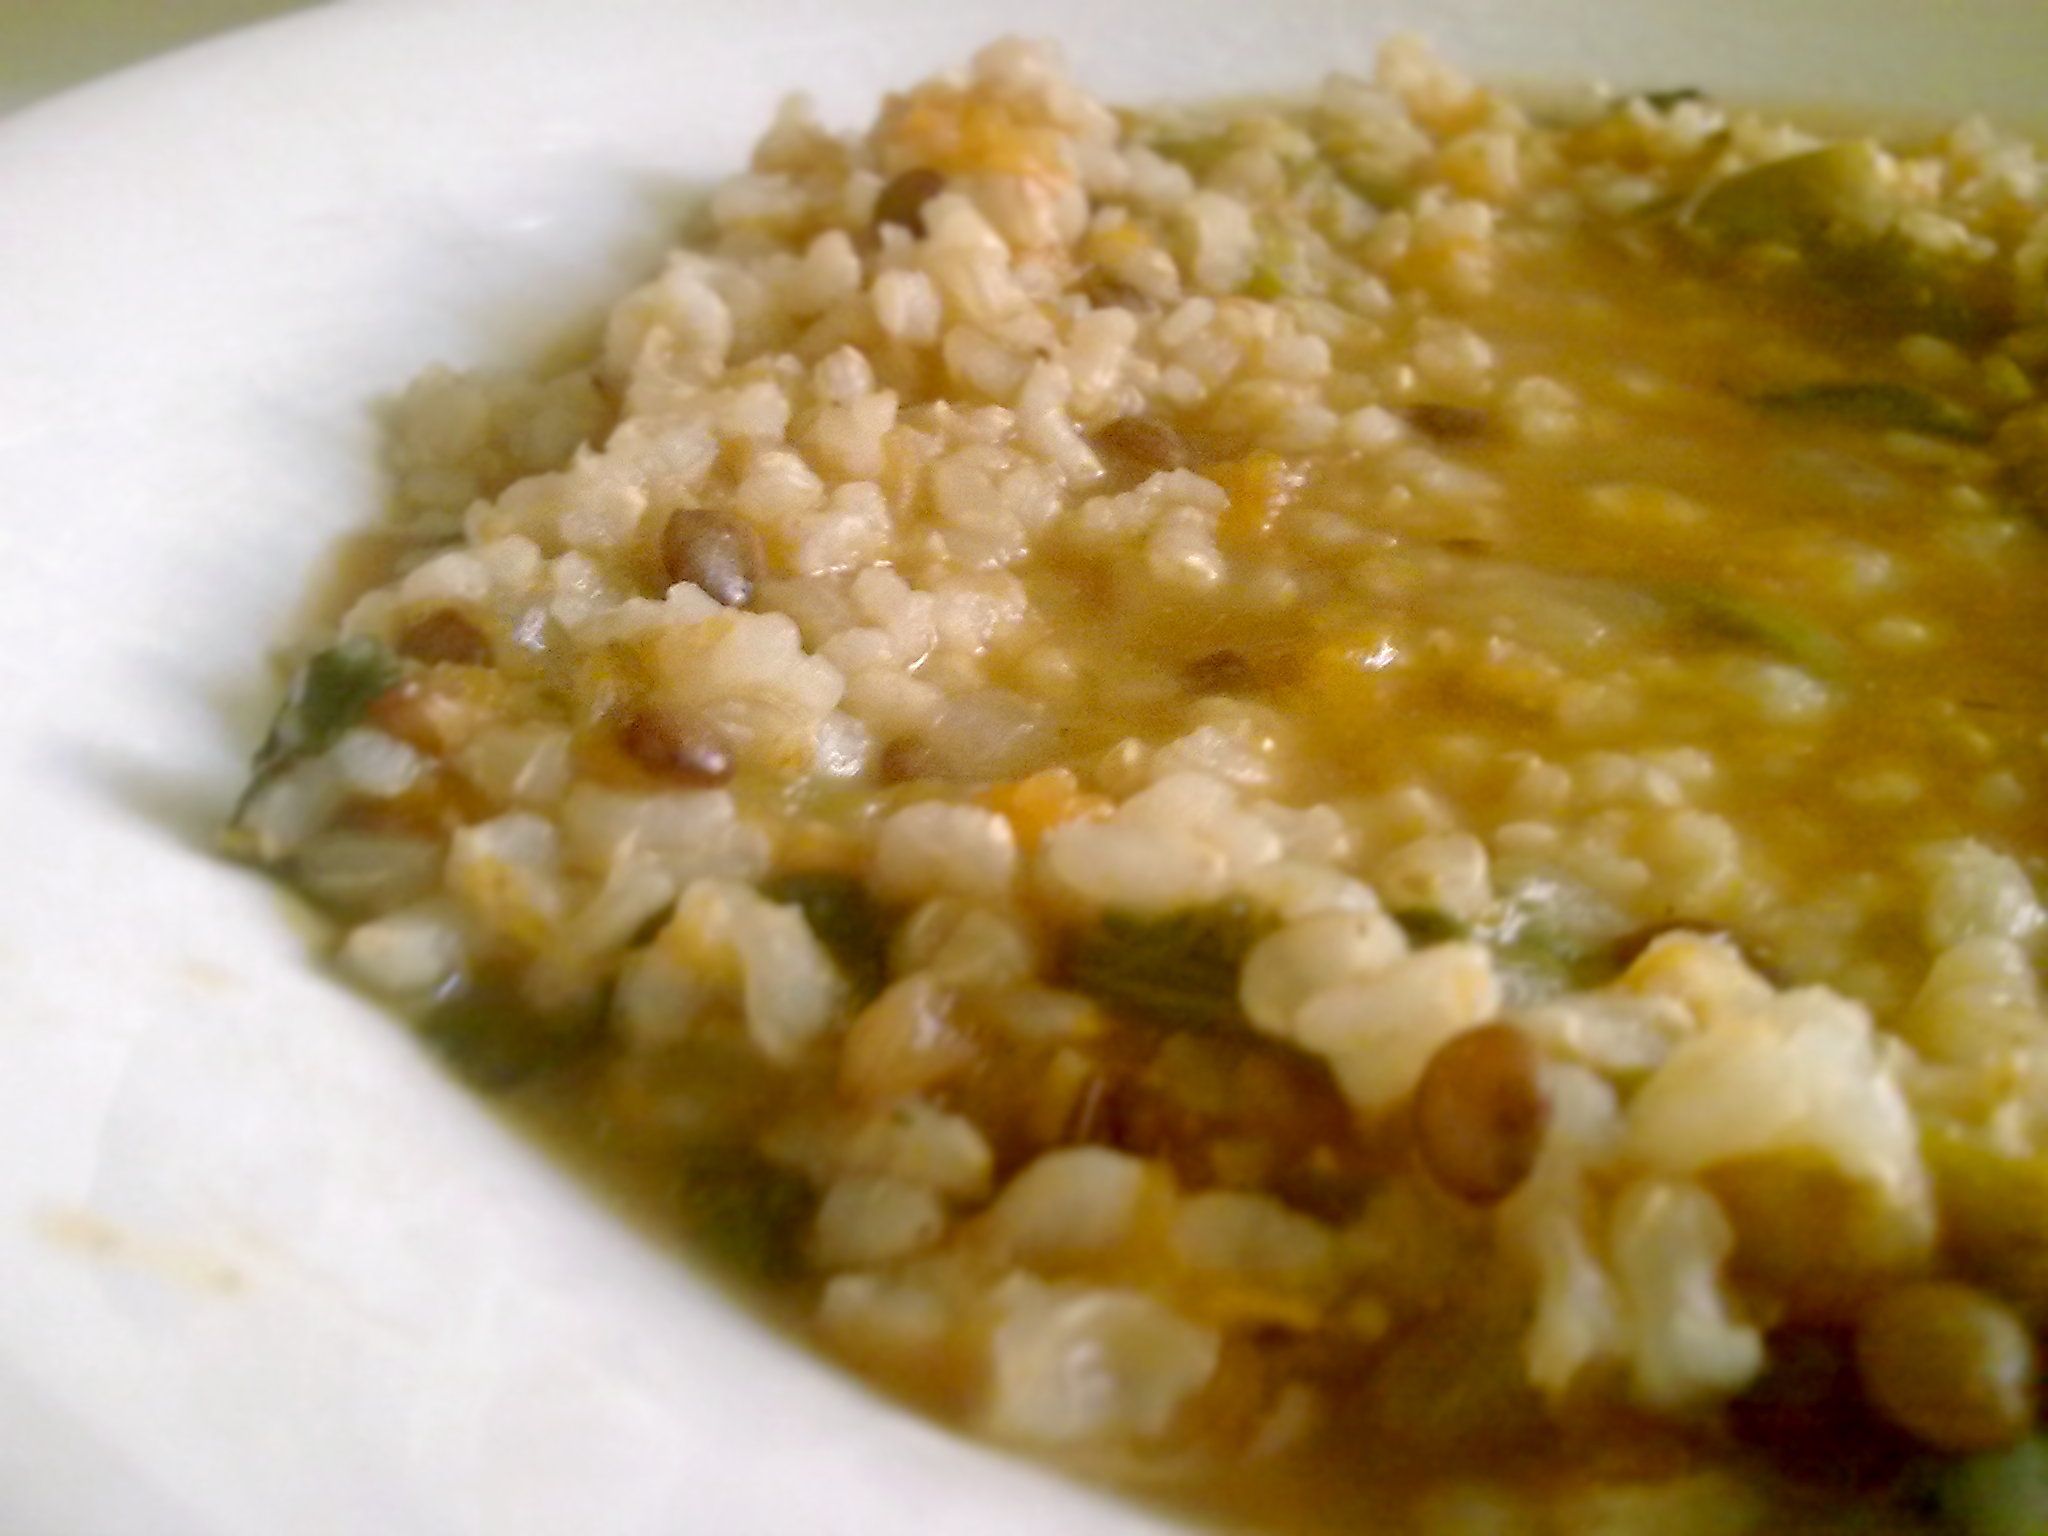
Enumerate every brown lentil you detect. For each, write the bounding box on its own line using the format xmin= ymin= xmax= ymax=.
xmin=872 ymin=167 xmax=947 ymax=236
xmin=1400 ymin=403 xmax=1491 ymax=442
xmin=395 ymin=607 xmax=492 ymax=666
xmin=1410 ymin=1023 xmax=1550 ymax=1205
xmin=1090 ymin=414 xmax=1192 ymax=478
xmin=1182 ymin=648 xmax=1259 ymax=695
xmin=659 ymin=506 xmax=765 ymax=608
xmin=615 ymin=705 xmax=737 ymax=786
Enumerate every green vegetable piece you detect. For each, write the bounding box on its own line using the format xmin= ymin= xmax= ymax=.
xmin=1690 ymin=142 xmax=1894 ymax=250
xmin=1147 ymin=131 xmax=1235 ymax=178
xmin=1663 ymin=582 xmax=1848 ymax=675
xmin=1496 ymin=921 xmax=1600 ymax=988
xmin=1392 ymin=908 xmax=1472 ymax=948
xmin=416 ymin=973 xmax=606 ymax=1091
xmin=1066 ymin=899 xmax=1273 ymax=1033
xmin=1687 ymin=144 xmax=1996 ymax=340
xmin=1751 ymin=381 xmax=1988 ymax=443
xmin=1818 ymin=232 xmax=1998 ymax=343
xmin=1937 ymin=1438 xmax=2048 ymax=1536
xmin=674 ymin=1143 xmax=816 ymax=1283
xmin=1637 ymin=87 xmax=1706 ymax=112
xmin=1244 ymin=261 xmax=1289 ymax=302
xmin=247 ymin=636 xmax=402 ymax=789
xmin=1398 ymin=905 xmax=1610 ymax=991
xmin=760 ymin=870 xmax=892 ymax=1002
xmin=1244 ymin=221 xmax=1302 ymax=302
xmin=1329 ymin=159 xmax=1409 ymax=209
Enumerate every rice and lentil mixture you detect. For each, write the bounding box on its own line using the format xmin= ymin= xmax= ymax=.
xmin=229 ymin=34 xmax=2048 ymax=1533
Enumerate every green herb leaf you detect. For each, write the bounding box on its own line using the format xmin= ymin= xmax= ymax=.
xmin=1637 ymin=87 xmax=1706 ymax=112
xmin=1690 ymin=142 xmax=1894 ymax=249
xmin=1493 ymin=918 xmax=1609 ymax=991
xmin=674 ymin=1144 xmax=816 ymax=1283
xmin=1399 ymin=903 xmax=1612 ymax=992
xmin=1814 ymin=233 xmax=1999 ymax=343
xmin=416 ymin=973 xmax=607 ymax=1091
xmin=1392 ymin=908 xmax=1473 ymax=948
xmin=247 ymin=636 xmax=402 ymax=790
xmin=1751 ymin=381 xmax=1988 ymax=443
xmin=1146 ymin=131 xmax=1235 ymax=178
xmin=1066 ymin=899 xmax=1273 ymax=1033
xmin=1686 ymin=145 xmax=1997 ymax=341
xmin=1334 ymin=163 xmax=1409 ymax=208
xmin=1661 ymin=582 xmax=1849 ymax=676
xmin=1243 ymin=220 xmax=1302 ymax=302
xmin=1244 ymin=262 xmax=1290 ymax=302
xmin=760 ymin=870 xmax=892 ymax=1002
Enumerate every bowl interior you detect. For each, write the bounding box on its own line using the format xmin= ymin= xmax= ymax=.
xmin=2 ymin=1 xmax=2044 ymax=1531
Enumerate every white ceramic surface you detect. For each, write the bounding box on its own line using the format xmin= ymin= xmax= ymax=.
xmin=3 ymin=3 xmax=2045 ymax=1533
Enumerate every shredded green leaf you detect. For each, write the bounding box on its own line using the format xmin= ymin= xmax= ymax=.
xmin=1066 ymin=900 xmax=1274 ymax=1033
xmin=1637 ymin=87 xmax=1706 ymax=112
xmin=1494 ymin=920 xmax=1598 ymax=986
xmin=1244 ymin=220 xmax=1303 ymax=302
xmin=1244 ymin=261 xmax=1290 ymax=302
xmin=1662 ymin=582 xmax=1849 ymax=676
xmin=1686 ymin=145 xmax=1997 ymax=341
xmin=674 ymin=1144 xmax=816 ymax=1283
xmin=244 ymin=636 xmax=402 ymax=800
xmin=1399 ymin=903 xmax=1615 ymax=993
xmin=1751 ymin=381 xmax=1988 ymax=443
xmin=1818 ymin=233 xmax=1998 ymax=343
xmin=1145 ymin=131 xmax=1236 ymax=178
xmin=1392 ymin=908 xmax=1472 ymax=948
xmin=1328 ymin=160 xmax=1410 ymax=209
xmin=416 ymin=973 xmax=606 ymax=1091
xmin=760 ymin=870 xmax=892 ymax=1002
xmin=1691 ymin=143 xmax=1893 ymax=249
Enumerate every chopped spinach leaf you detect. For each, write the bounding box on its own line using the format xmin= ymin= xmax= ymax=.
xmin=1399 ymin=898 xmax=1621 ymax=994
xmin=1661 ymin=582 xmax=1848 ymax=676
xmin=1244 ymin=261 xmax=1290 ymax=302
xmin=1145 ymin=131 xmax=1235 ymax=178
xmin=1751 ymin=381 xmax=1988 ymax=443
xmin=1494 ymin=919 xmax=1600 ymax=987
xmin=1637 ymin=87 xmax=1706 ymax=112
xmin=1392 ymin=908 xmax=1473 ymax=947
xmin=760 ymin=870 xmax=892 ymax=1001
xmin=1066 ymin=899 xmax=1274 ymax=1033
xmin=1325 ymin=157 xmax=1411 ymax=209
xmin=674 ymin=1144 xmax=816 ymax=1283
xmin=1244 ymin=221 xmax=1303 ymax=302
xmin=417 ymin=973 xmax=607 ymax=1091
xmin=1685 ymin=145 xmax=1999 ymax=341
xmin=243 ymin=636 xmax=402 ymax=806
xmin=1691 ymin=143 xmax=1893 ymax=250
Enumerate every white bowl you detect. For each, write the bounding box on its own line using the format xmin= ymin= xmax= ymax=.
xmin=2 ymin=2 xmax=2043 ymax=1531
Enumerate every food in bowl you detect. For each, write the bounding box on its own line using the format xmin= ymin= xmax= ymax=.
xmin=228 ymin=34 xmax=2048 ymax=1532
